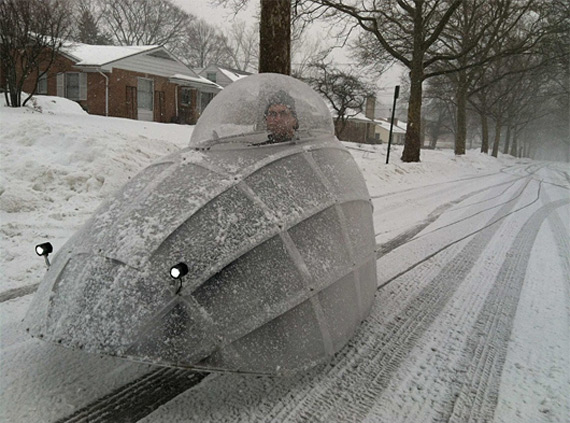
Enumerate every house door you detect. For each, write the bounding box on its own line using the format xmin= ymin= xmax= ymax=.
xmin=154 ymin=90 xmax=165 ymax=122
xmin=126 ymin=86 xmax=137 ymax=119
xmin=137 ymin=78 xmax=154 ymax=121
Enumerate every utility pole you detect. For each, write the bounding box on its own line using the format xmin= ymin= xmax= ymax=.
xmin=386 ymin=85 xmax=400 ymax=164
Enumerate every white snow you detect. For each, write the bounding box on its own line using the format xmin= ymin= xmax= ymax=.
xmin=0 ymin=95 xmax=568 ymax=422
xmin=62 ymin=43 xmax=160 ymax=67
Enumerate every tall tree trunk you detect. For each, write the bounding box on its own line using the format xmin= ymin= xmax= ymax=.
xmin=401 ymin=6 xmax=424 ymax=163
xmin=510 ymin=127 xmax=518 ymax=156
xmin=402 ymin=72 xmax=422 ymax=162
xmin=492 ymin=116 xmax=502 ymax=157
xmin=480 ymin=113 xmax=489 ymax=154
xmin=259 ymin=0 xmax=290 ymax=75
xmin=455 ymin=70 xmax=468 ymax=155
xmin=503 ymin=121 xmax=511 ymax=154
xmin=421 ymin=117 xmax=426 ymax=148
xmin=429 ymin=116 xmax=441 ymax=149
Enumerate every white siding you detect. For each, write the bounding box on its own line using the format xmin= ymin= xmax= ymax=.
xmin=199 ymin=65 xmax=233 ymax=87
xmin=104 ymin=53 xmax=197 ymax=79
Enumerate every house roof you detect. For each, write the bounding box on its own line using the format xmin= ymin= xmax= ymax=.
xmin=331 ymin=108 xmax=373 ymax=123
xmin=218 ymin=67 xmax=251 ymax=82
xmin=61 ymin=43 xmax=161 ymax=67
xmin=170 ymin=73 xmax=222 ymax=92
xmin=331 ymin=108 xmax=407 ymax=133
xmin=198 ymin=65 xmax=252 ymax=83
xmin=374 ymin=119 xmax=407 ymax=134
xmin=59 ymin=42 xmax=221 ymax=91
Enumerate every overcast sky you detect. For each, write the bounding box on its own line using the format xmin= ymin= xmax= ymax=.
xmin=172 ymin=0 xmax=257 ymax=27
xmin=171 ymin=0 xmax=403 ymax=111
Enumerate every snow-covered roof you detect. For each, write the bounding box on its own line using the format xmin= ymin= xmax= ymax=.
xmin=170 ymin=73 xmax=222 ymax=91
xmin=374 ymin=119 xmax=407 ymax=134
xmin=197 ymin=65 xmax=253 ymax=85
xmin=330 ymin=107 xmax=407 ymax=133
xmin=331 ymin=107 xmax=374 ymax=123
xmin=61 ymin=43 xmax=160 ymax=67
xmin=218 ymin=67 xmax=251 ymax=82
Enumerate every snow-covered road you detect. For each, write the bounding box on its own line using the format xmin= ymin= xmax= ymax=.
xmin=3 ymin=163 xmax=568 ymax=422
xmin=1 ymin=98 xmax=568 ymax=422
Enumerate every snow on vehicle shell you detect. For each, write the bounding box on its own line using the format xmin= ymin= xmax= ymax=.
xmin=25 ymin=73 xmax=377 ymax=375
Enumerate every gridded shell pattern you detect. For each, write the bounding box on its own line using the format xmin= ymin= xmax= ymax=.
xmin=25 ymin=137 xmax=377 ymax=375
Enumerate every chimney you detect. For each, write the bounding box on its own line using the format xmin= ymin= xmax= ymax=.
xmin=365 ymin=96 xmax=375 ymax=120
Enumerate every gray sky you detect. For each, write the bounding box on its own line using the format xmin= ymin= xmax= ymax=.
xmin=172 ymin=0 xmax=403 ymax=111
xmin=172 ymin=0 xmax=257 ymax=26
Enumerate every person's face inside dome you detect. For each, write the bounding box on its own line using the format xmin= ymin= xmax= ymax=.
xmin=266 ymin=103 xmax=298 ymax=142
xmin=189 ymin=73 xmax=335 ymax=148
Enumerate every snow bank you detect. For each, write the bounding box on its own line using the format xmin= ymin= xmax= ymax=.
xmin=344 ymin=143 xmax=524 ymax=197
xmin=0 ymin=96 xmax=192 ymax=291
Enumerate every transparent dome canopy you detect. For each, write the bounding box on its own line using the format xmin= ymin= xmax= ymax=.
xmin=190 ymin=73 xmax=335 ymax=147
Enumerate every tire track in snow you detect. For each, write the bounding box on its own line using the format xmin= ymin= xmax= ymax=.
xmin=377 ymin=179 xmax=542 ymax=290
xmin=264 ymin=178 xmax=543 ymax=423
xmin=0 ymin=282 xmax=40 ymax=303
xmin=444 ymin=197 xmax=570 ymax=423
xmin=371 ymin=163 xmax=535 ymax=201
xmin=374 ymin=176 xmax=525 ymax=254
xmin=411 ymin=177 xmax=533 ymax=243
xmin=55 ymin=368 xmax=207 ymax=423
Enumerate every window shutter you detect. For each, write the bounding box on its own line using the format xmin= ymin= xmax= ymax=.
xmin=79 ymin=73 xmax=87 ymax=101
xmin=56 ymin=73 xmax=64 ymax=97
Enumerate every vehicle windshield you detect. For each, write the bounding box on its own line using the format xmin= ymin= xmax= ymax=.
xmin=190 ymin=73 xmax=334 ymax=148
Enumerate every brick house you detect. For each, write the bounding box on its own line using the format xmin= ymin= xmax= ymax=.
xmin=333 ymin=96 xmax=407 ymax=145
xmin=334 ymin=97 xmax=378 ymax=144
xmin=20 ymin=42 xmax=222 ymax=124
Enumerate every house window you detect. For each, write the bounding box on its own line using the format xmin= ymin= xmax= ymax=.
xmin=66 ymin=73 xmax=80 ymax=99
xmin=200 ymin=92 xmax=214 ymax=112
xmin=37 ymin=74 xmax=48 ymax=94
xmin=57 ymin=72 xmax=87 ymax=101
xmin=137 ymin=78 xmax=154 ymax=111
xmin=206 ymin=72 xmax=217 ymax=83
xmin=180 ymin=87 xmax=193 ymax=106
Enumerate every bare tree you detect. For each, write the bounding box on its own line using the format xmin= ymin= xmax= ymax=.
xmin=303 ymin=61 xmax=376 ymax=138
xmin=291 ymin=31 xmax=330 ymax=78
xmin=297 ymin=0 xmax=464 ymax=162
xmin=0 ymin=0 xmax=72 ymax=107
xmin=423 ymin=78 xmax=456 ymax=149
xmin=99 ymin=0 xmax=191 ymax=47
xmin=438 ymin=0 xmax=562 ymax=156
xmin=171 ymin=18 xmax=231 ymax=68
xmin=223 ymin=20 xmax=259 ymax=72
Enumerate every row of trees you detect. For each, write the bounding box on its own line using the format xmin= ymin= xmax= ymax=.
xmin=291 ymin=0 xmax=569 ymax=162
xmin=73 ymin=0 xmax=259 ymax=71
xmin=217 ymin=0 xmax=568 ymax=161
xmin=3 ymin=0 xmax=567 ymax=161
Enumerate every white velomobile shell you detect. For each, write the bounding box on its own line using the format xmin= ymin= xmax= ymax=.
xmin=25 ymin=74 xmax=377 ymax=375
